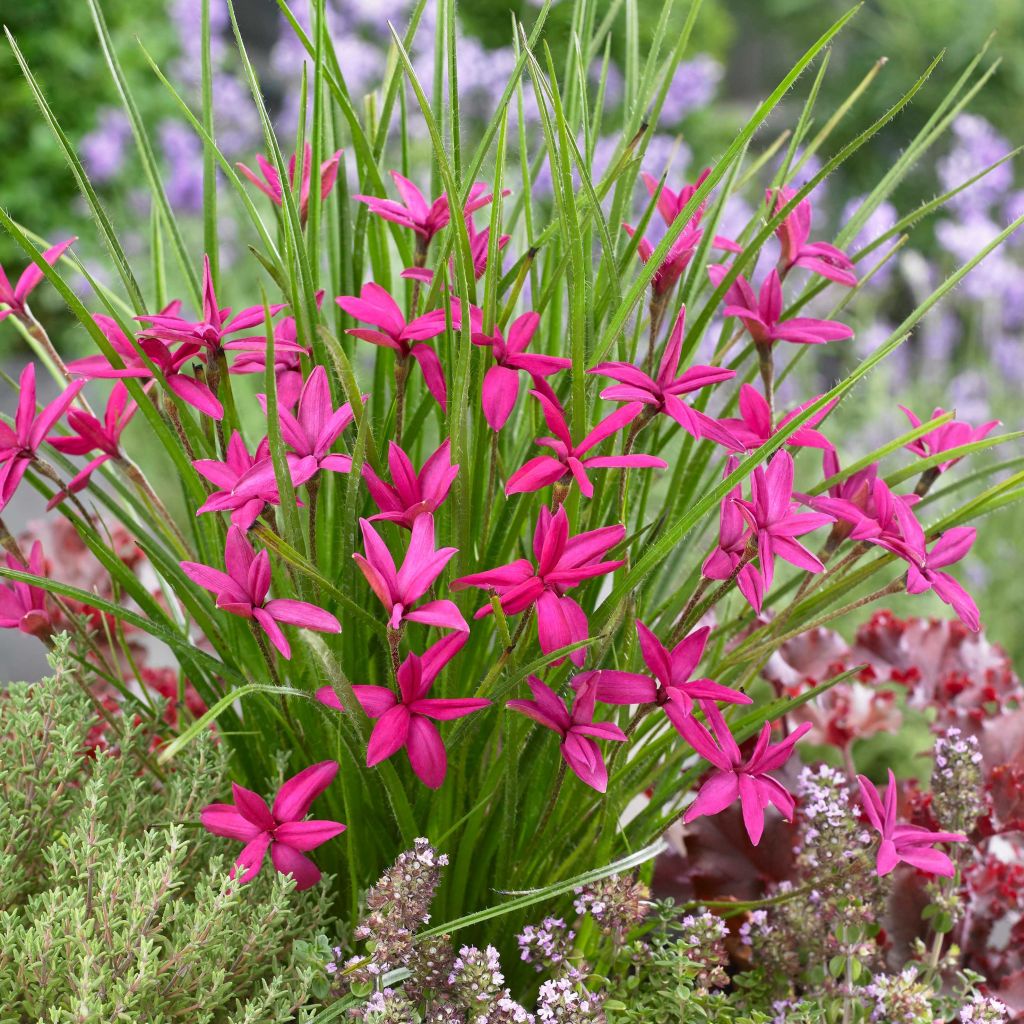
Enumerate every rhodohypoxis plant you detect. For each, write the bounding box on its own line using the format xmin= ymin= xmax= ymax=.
xmin=318 ymin=633 xmax=490 ymax=789
xmin=0 ymin=0 xmax=1020 ymax=983
xmin=201 ymin=760 xmax=345 ymax=890
xmin=680 ymin=702 xmax=812 ymax=845
xmin=857 ymin=769 xmax=967 ymax=876
xmin=507 ymin=675 xmax=626 ymax=792
xmin=181 ymin=526 xmax=341 ymax=659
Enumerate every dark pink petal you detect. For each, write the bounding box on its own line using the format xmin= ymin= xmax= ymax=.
xmin=231 ymin=782 xmax=275 ymax=830
xmin=366 ymin=705 xmax=412 ymax=765
xmin=451 ymin=558 xmax=534 ymax=592
xmin=519 ymin=675 xmax=572 ymax=732
xmin=273 ymin=818 xmax=346 ymax=851
xmin=351 ymin=684 xmax=398 ymax=717
xmin=179 ymin=561 xmax=246 ymax=603
xmin=561 ymin=732 xmax=608 ymax=792
xmin=405 ymin=716 xmax=447 ymax=788
xmin=265 ymin=598 xmax=341 ymax=633
xmin=405 ymin=599 xmax=470 ymax=632
xmin=635 ymin=620 xmax=672 ymax=687
xmin=482 ymin=363 xmax=521 ymax=432
xmin=410 ymin=343 xmax=447 ymax=409
xmin=272 ymin=760 xmax=339 ymax=822
xmin=895 ymin=844 xmax=955 ymax=876
xmin=412 ymin=697 xmax=491 ymax=720
xmin=506 ymin=456 xmax=567 ymax=495
xmin=201 ymin=803 xmax=265 ymax=841
xmin=585 ymin=669 xmax=658 ymax=705
xmin=167 ymin=373 xmax=224 ymax=419
xmin=15 ymin=237 xmax=76 ymax=301
xmin=576 ymin=402 xmax=644 ymax=455
xmin=876 ymin=838 xmax=900 ymax=876
xmin=315 ymin=686 xmax=345 ymax=711
xmin=857 ymin=774 xmax=885 ymax=835
xmin=572 ymin=720 xmax=627 ymax=742
xmin=270 ymin=841 xmax=322 ymax=890
xmin=677 ymin=713 xmax=732 ymax=772
xmin=737 ymin=773 xmax=767 ymax=845
xmin=232 ymin=832 xmax=271 ymax=884
xmin=684 ymin=770 xmax=740 ymax=821
xmin=928 ymin=527 xmax=976 ymax=568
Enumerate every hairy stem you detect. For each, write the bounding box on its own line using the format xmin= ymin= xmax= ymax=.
xmin=394 ymin=355 xmax=410 ymax=446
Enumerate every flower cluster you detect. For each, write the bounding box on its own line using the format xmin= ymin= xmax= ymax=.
xmin=349 ymin=837 xmax=448 ymax=980
xmin=572 ymin=874 xmax=650 ymax=942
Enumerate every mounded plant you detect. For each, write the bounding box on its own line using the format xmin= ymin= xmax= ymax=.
xmin=0 ymin=0 xmax=1021 ymax=1017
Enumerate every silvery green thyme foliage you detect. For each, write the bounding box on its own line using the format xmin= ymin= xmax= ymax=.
xmin=0 ymin=638 xmax=331 ymax=1022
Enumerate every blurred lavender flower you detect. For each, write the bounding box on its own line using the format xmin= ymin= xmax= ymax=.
xmin=937 ymin=114 xmax=1014 ymax=219
xmin=660 ymin=54 xmax=723 ymax=124
xmin=589 ymin=59 xmax=624 ymax=108
xmin=168 ymin=0 xmax=227 ymax=86
xmin=159 ymin=121 xmax=205 ymax=214
xmin=840 ymin=195 xmax=899 ymax=285
xmin=80 ymin=108 xmax=132 ymax=184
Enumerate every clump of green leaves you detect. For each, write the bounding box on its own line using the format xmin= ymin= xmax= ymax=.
xmin=0 ymin=636 xmax=332 ymax=1022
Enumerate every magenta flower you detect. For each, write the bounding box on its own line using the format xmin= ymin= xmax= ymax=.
xmin=362 ymin=439 xmax=459 ymax=530
xmin=714 ymin=384 xmax=836 ymax=453
xmin=642 ymin=170 xmax=711 ymax=228
xmin=623 ymin=220 xmax=702 ymax=296
xmin=641 ymin=169 xmax=739 ymax=250
xmin=768 ymin=186 xmax=857 ymax=286
xmin=507 ymin=675 xmax=626 ymax=793
xmin=193 ymin=432 xmax=317 ymax=530
xmin=354 ymin=171 xmax=496 ymax=245
xmin=46 ymin=383 xmax=136 ymax=506
xmin=472 ymin=311 xmax=571 ymax=432
xmin=337 ymin=283 xmax=450 ymax=408
xmin=68 ymin=311 xmax=224 ymax=420
xmin=259 ymin=366 xmax=357 ymax=477
xmin=464 ymin=217 xmax=509 ymax=280
xmin=708 ymin=265 xmax=853 ymax=346
xmin=318 ymin=633 xmax=489 ymax=789
xmin=181 ymin=526 xmax=341 ymax=658
xmin=138 ymin=255 xmax=285 ymax=356
xmin=0 ymin=238 xmax=76 ymax=322
xmin=506 ymin=391 xmax=667 ymax=499
xmin=589 ymin=306 xmax=739 ymax=447
xmin=810 ymin=467 xmax=918 ymax=550
xmin=580 ymin=621 xmax=751 ymax=734
xmin=891 ymin=503 xmax=980 ymax=631
xmin=624 ymin=170 xmax=742 ymax=295
xmin=201 ymin=760 xmax=344 ymax=891
xmin=0 ymin=364 xmax=84 ymax=511
xmin=353 ymin=513 xmax=467 ymax=632
xmin=452 ymin=506 xmax=624 ymax=666
xmin=227 ymin=311 xmax=312 ymax=409
xmin=702 ymin=459 xmax=765 ymax=612
xmin=237 ymin=142 xmax=342 ymax=225
xmin=0 ymin=541 xmax=52 ymax=638
xmin=857 ymin=770 xmax=967 ymax=876
xmin=732 ymin=451 xmax=835 ymax=599
xmin=397 ymin=218 xmax=506 ymax=285
xmin=899 ymin=406 xmax=1000 ymax=474
xmin=680 ymin=702 xmax=811 ymax=845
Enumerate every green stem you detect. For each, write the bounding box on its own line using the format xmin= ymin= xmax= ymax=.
xmin=756 ymin=341 xmax=775 ymax=422
xmin=671 ymin=547 xmax=756 ymax=646
xmin=306 ymin=477 xmax=320 ymax=566
xmin=394 ymin=355 xmax=410 ymax=446
xmin=535 ymin=759 xmax=566 ymax=836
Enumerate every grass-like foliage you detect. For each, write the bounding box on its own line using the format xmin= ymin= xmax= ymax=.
xmin=0 ymin=0 xmax=1020 ymax=992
